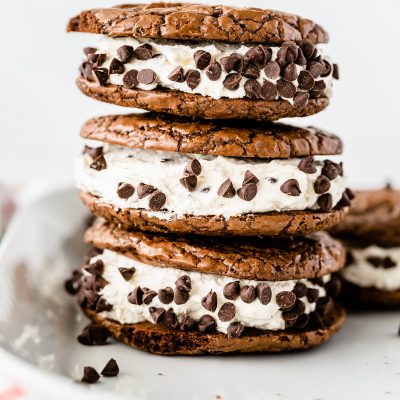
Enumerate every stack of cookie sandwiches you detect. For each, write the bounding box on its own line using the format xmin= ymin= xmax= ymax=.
xmin=68 ymin=3 xmax=352 ymax=355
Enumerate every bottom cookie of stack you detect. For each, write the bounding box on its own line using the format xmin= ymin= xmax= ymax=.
xmin=68 ymin=220 xmax=346 ymax=355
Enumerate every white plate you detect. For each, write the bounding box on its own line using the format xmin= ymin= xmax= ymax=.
xmin=0 ymin=188 xmax=399 ymax=400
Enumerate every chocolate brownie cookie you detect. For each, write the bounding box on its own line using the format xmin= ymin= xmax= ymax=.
xmin=69 ymin=4 xmax=338 ymax=120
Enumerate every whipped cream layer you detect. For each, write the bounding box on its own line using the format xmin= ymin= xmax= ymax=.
xmin=75 ymin=143 xmax=347 ymax=219
xmin=83 ymin=37 xmax=335 ymax=102
xmin=342 ymin=245 xmax=400 ymax=291
xmin=89 ymin=249 xmax=328 ymax=334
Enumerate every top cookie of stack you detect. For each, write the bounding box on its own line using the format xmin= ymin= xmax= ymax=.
xmin=68 ymin=3 xmax=338 ymax=120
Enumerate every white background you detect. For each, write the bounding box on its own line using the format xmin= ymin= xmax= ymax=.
xmin=1 ymin=0 xmax=400 ymax=189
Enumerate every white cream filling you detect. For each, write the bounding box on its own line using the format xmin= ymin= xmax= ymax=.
xmin=75 ymin=143 xmax=346 ymax=219
xmin=342 ymin=245 xmax=400 ymax=291
xmin=91 ymin=249 xmax=328 ymax=334
xmin=88 ymin=37 xmax=334 ymax=101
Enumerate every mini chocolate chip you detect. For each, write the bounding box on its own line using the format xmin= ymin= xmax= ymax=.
xmin=264 ymin=61 xmax=280 ymax=79
xmin=90 ymin=155 xmax=107 ymax=171
xmin=218 ymin=179 xmax=236 ymax=198
xmin=308 ymin=62 xmax=323 ymax=78
xmin=243 ymin=63 xmax=259 ymax=79
xmin=168 ymin=66 xmax=185 ymax=82
xmin=164 ymin=308 xmax=179 ymax=329
xmin=237 ymin=183 xmax=257 ymax=201
xmin=221 ymin=53 xmax=243 ymax=73
xmin=218 ymin=302 xmax=236 ymax=322
xmin=292 ymin=299 xmax=306 ymax=314
xmin=118 ymin=267 xmax=135 ymax=281
xmin=88 ymin=53 xmax=106 ymax=67
xmin=311 ymin=277 xmax=324 ymax=286
xmin=282 ymin=311 xmax=298 ymax=328
xmin=366 ymin=256 xmax=381 ymax=267
xmin=65 ymin=278 xmax=80 ymax=295
xmin=123 ymin=69 xmax=139 ymax=88
xmin=223 ymin=281 xmax=240 ymax=300
xmin=256 ymin=283 xmax=272 ymax=305
xmin=148 ymin=190 xmax=166 ymax=211
xmin=83 ymin=144 xmax=103 ymax=159
xmin=80 ymin=61 xmax=94 ymax=80
xmin=201 ymin=290 xmax=217 ymax=312
xmin=158 ymin=287 xmax=174 ymax=304
xmin=298 ymin=70 xmax=315 ymax=90
xmin=295 ymin=47 xmax=306 ymax=66
xmin=294 ymin=313 xmax=309 ymax=329
xmin=298 ymin=156 xmax=316 ymax=174
xmin=345 ymin=251 xmax=354 ymax=267
xmin=337 ymin=188 xmax=353 ymax=208
xmin=127 ymin=286 xmax=143 ymax=305
xmin=185 ymin=69 xmax=201 ymax=89
xmin=277 ymin=41 xmax=298 ymax=66
xmin=84 ymin=259 xmax=104 ymax=276
xmin=321 ymin=60 xmax=332 ymax=77
xmin=101 ymin=359 xmax=119 ymax=377
xmin=244 ymin=79 xmax=262 ymax=98
xmin=180 ymin=174 xmax=197 ymax=192
xmin=276 ymin=291 xmax=296 ymax=311
xmin=333 ymin=63 xmax=339 ymax=80
xmin=194 ymin=50 xmax=211 ymax=70
xmin=223 ymin=73 xmax=242 ymax=90
xmin=137 ymin=69 xmax=157 ymax=85
xmin=309 ymin=311 xmax=324 ymax=329
xmin=84 ymin=47 xmax=97 ymax=56
xmin=299 ymin=40 xmax=315 ymax=59
xmin=227 ymin=321 xmax=245 ymax=338
xmin=198 ymin=315 xmax=216 ymax=333
xmin=244 ymin=45 xmax=271 ymax=65
xmin=117 ymin=182 xmax=135 ymax=199
xmin=242 ymin=170 xmax=259 ymax=185
xmin=280 ymin=179 xmax=301 ymax=196
xmin=293 ymin=282 xmax=308 ymax=298
xmin=185 ymin=159 xmax=201 ymax=176
xmin=174 ymin=287 xmax=189 ymax=305
xmin=261 ymin=80 xmax=277 ymax=100
xmin=240 ymin=285 xmax=257 ymax=303
xmin=117 ymin=45 xmax=134 ymax=63
xmin=175 ymin=275 xmax=191 ymax=292
xmin=316 ymin=296 xmax=334 ymax=316
xmin=322 ymin=161 xmax=340 ymax=180
xmin=137 ymin=182 xmax=155 ymax=198
xmin=201 ymin=187 xmax=210 ymax=193
xmin=293 ymin=92 xmax=310 ymax=108
xmin=92 ymin=68 xmax=108 ymax=86
xmin=149 ymin=307 xmax=166 ymax=324
xmin=142 ymin=288 xmax=157 ymax=305
xmin=282 ymin=63 xmax=298 ymax=81
xmin=109 ymin=58 xmax=125 ymax=74
xmin=314 ymin=175 xmax=331 ymax=194
xmin=206 ymin=60 xmax=222 ymax=81
xmin=133 ymin=44 xmax=153 ymax=60
xmin=77 ymin=323 xmax=111 ymax=346
xmin=307 ymin=288 xmax=320 ymax=303
xmin=384 ymin=257 xmax=396 ymax=269
xmin=179 ymin=313 xmax=196 ymax=331
xmin=86 ymin=291 xmax=100 ymax=309
xmin=81 ymin=366 xmax=100 ymax=384
xmin=314 ymin=80 xmax=327 ymax=91
xmin=276 ymin=79 xmax=296 ymax=98
xmin=317 ymin=193 xmax=333 ymax=211
xmin=325 ymin=276 xmax=342 ymax=298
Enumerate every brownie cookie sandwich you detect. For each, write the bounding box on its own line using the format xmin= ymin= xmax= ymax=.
xmin=68 ymin=3 xmax=339 ymax=120
xmin=76 ymin=113 xmax=351 ymax=236
xmin=331 ymin=187 xmax=400 ymax=307
xmin=70 ymin=219 xmax=346 ymax=355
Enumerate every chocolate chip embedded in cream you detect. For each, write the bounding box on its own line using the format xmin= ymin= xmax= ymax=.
xmin=295 ymin=48 xmax=306 ymax=66
xmin=84 ymin=260 xmax=104 ymax=276
xmin=256 ymin=283 xmax=272 ymax=305
xmin=180 ymin=175 xmax=197 ymax=192
xmin=277 ymin=41 xmax=298 ymax=66
xmin=322 ymin=161 xmax=340 ymax=180
xmin=294 ymin=313 xmax=309 ymax=329
xmin=88 ymin=53 xmax=106 ymax=67
xmin=194 ymin=50 xmax=211 ymax=70
xmin=276 ymin=79 xmax=296 ymax=98
xmin=366 ymin=256 xmax=382 ymax=267
xmin=223 ymin=73 xmax=242 ymax=90
xmin=168 ymin=66 xmax=185 ymax=82
xmin=127 ymin=286 xmax=143 ymax=305
xmin=316 ymin=297 xmax=334 ymax=316
xmin=237 ymin=183 xmax=257 ymax=201
xmin=117 ymin=45 xmax=134 ymax=63
xmin=123 ymin=69 xmax=139 ymax=88
xmin=96 ymin=297 xmax=113 ymax=313
xmin=164 ymin=308 xmax=179 ymax=329
xmin=261 ymin=80 xmax=277 ymax=100
xmin=158 ymin=287 xmax=174 ymax=304
xmin=240 ymin=285 xmax=257 ymax=303
xmin=174 ymin=288 xmax=189 ymax=307
xmin=137 ymin=69 xmax=157 ymax=85
xmin=292 ymin=282 xmax=307 ymax=298
xmin=299 ymin=40 xmax=315 ymax=60
xmin=149 ymin=307 xmax=166 ymax=324
xmin=198 ymin=315 xmax=216 ymax=333
xmin=80 ymin=62 xmax=94 ymax=81
xmin=292 ymin=299 xmax=306 ymax=314
xmin=242 ymin=170 xmax=259 ymax=185
xmin=83 ymin=144 xmax=103 ymax=159
xmin=245 ymin=45 xmax=271 ymax=65
xmin=298 ymin=70 xmax=315 ymax=91
xmin=244 ymin=80 xmax=262 ymax=98
xmin=148 ymin=190 xmax=166 ymax=211
xmin=92 ymin=69 xmax=109 ymax=87
xmin=101 ymin=358 xmax=119 ymax=377
xmin=280 ymin=179 xmax=301 ymax=196
xmin=90 ymin=155 xmax=107 ymax=171
xmin=311 ymin=277 xmax=324 ymax=287
xmin=218 ymin=179 xmax=236 ymax=198
xmin=142 ymin=288 xmax=157 ymax=305
xmin=276 ymin=291 xmax=296 ymax=311
xmin=184 ymin=159 xmax=202 ymax=176
xmin=179 ymin=313 xmax=196 ymax=331
xmin=206 ymin=60 xmax=222 ymax=81
xmin=84 ymin=47 xmax=97 ymax=56
xmin=221 ymin=53 xmax=243 ymax=73
xmin=243 ymin=63 xmax=259 ymax=79
xmin=201 ymin=290 xmax=217 ymax=312
xmin=81 ymin=366 xmax=100 ymax=384
xmin=86 ymin=291 xmax=100 ymax=309
xmin=227 ymin=321 xmax=245 ymax=338
xmin=109 ymin=58 xmax=125 ymax=74
xmin=118 ymin=267 xmax=135 ymax=281
xmin=175 ymin=275 xmax=191 ymax=292
xmin=317 ymin=193 xmax=333 ymax=211
xmin=282 ymin=63 xmax=298 ymax=81
xmin=282 ymin=311 xmax=298 ymax=328
xmin=314 ymin=175 xmax=331 ymax=195
xmin=223 ymin=281 xmax=240 ymax=300
xmin=185 ymin=69 xmax=201 ymax=89
xmin=218 ymin=302 xmax=236 ymax=322
xmin=293 ymin=92 xmax=310 ymax=108
xmin=307 ymin=288 xmax=319 ymax=303
xmin=133 ymin=44 xmax=153 ymax=60
xmin=384 ymin=257 xmax=396 ymax=269
xmin=337 ymin=188 xmax=354 ymax=208
xmin=310 ymin=80 xmax=327 ymax=98
xmin=137 ymin=183 xmax=155 ymax=198
xmin=321 ymin=60 xmax=332 ymax=77
xmin=333 ymin=64 xmax=340 ymax=80
xmin=308 ymin=62 xmax=323 ymax=78
xmin=325 ymin=276 xmax=342 ymax=297
xmin=117 ymin=182 xmax=135 ymax=199
xmin=264 ymin=61 xmax=280 ymax=79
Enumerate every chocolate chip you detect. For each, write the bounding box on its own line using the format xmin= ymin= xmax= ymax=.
xmin=337 ymin=188 xmax=354 ymax=208
xmin=308 ymin=62 xmax=323 ymax=78
xmin=101 ymin=359 xmax=119 ymax=377
xmin=280 ymin=179 xmax=301 ymax=196
xmin=325 ymin=276 xmax=342 ymax=298
xmin=81 ymin=366 xmax=100 ymax=384
xmin=294 ymin=313 xmax=309 ymax=329
xmin=321 ymin=60 xmax=332 ymax=77
xmin=96 ymin=297 xmax=113 ymax=313
xmin=322 ymin=161 xmax=340 ymax=180
xmin=92 ymin=68 xmax=108 ymax=86
xmin=261 ymin=80 xmax=277 ymax=100
xmin=223 ymin=73 xmax=242 ymax=90
xmin=256 ymin=283 xmax=272 ymax=305
xmin=295 ymin=48 xmax=306 ymax=66
xmin=179 ymin=313 xmax=196 ymax=331
xmin=133 ymin=44 xmax=153 ymax=60
xmin=276 ymin=79 xmax=296 ymax=98
xmin=242 ymin=170 xmax=259 ymax=185
xmin=186 ymin=69 xmax=201 ymax=89
xmin=164 ymin=308 xmax=179 ymax=329
xmin=185 ymin=159 xmax=201 ymax=176
xmin=142 ymin=288 xmax=157 ymax=305
xmin=218 ymin=302 xmax=236 ymax=322
xmin=148 ymin=190 xmax=166 ymax=211
xmin=175 ymin=275 xmax=191 ymax=292
xmin=123 ymin=69 xmax=139 ymax=88
xmin=168 ymin=66 xmax=185 ymax=82
xmin=298 ymin=70 xmax=315 ymax=90
xmin=293 ymin=282 xmax=308 ymax=298
xmin=198 ymin=315 xmax=216 ymax=333
xmin=276 ymin=291 xmax=296 ymax=311
xmin=310 ymin=80 xmax=326 ymax=98
xmin=77 ymin=323 xmax=110 ymax=346
xmin=149 ymin=307 xmax=166 ymax=324
xmin=174 ymin=287 xmax=189 ymax=305
xmin=240 ymin=285 xmax=257 ymax=303
xmin=309 ymin=311 xmax=324 ymax=329
xmin=293 ymin=92 xmax=310 ymax=108
xmin=314 ymin=175 xmax=331 ymax=194
xmin=307 ymin=288 xmax=320 ymax=303
xmin=83 ymin=145 xmax=103 ymax=159
xmin=277 ymin=41 xmax=298 ymax=66
xmin=109 ymin=58 xmax=125 ymax=74
xmin=384 ymin=257 xmax=396 ymax=269
xmin=158 ymin=287 xmax=174 ymax=304
xmin=180 ymin=174 xmax=197 ymax=192
xmin=227 ymin=321 xmax=245 ymax=338
xmin=292 ymin=299 xmax=306 ymax=314
xmin=127 ymin=286 xmax=143 ymax=305
xmin=117 ymin=182 xmax=135 ymax=199
xmin=86 ymin=291 xmax=100 ymax=309
xmin=137 ymin=182 xmax=155 ymax=198
xmin=282 ymin=63 xmax=298 ymax=81
xmin=345 ymin=251 xmax=354 ymax=267
xmin=264 ymin=61 xmax=280 ymax=79
xmin=366 ymin=256 xmax=381 ymax=267
xmin=282 ymin=311 xmax=298 ymax=328
xmin=117 ymin=45 xmax=134 ymax=63
xmin=218 ymin=179 xmax=236 ymax=198
xmin=333 ymin=63 xmax=339 ymax=80
xmin=237 ymin=183 xmax=257 ymax=201
xmin=117 ymin=267 xmax=135 ymax=282
xmin=65 ymin=278 xmax=80 ymax=295
xmin=317 ymin=193 xmax=333 ymax=211
xmin=206 ymin=60 xmax=222 ymax=81
xmin=316 ymin=296 xmax=334 ymax=316
xmin=201 ymin=290 xmax=217 ymax=312
xmin=84 ymin=259 xmax=104 ymax=276
xmin=244 ymin=79 xmax=262 ymax=98
xmin=299 ymin=40 xmax=315 ymax=59
xmin=194 ymin=50 xmax=211 ymax=70
xmin=243 ymin=63 xmax=259 ymax=79
xmin=137 ymin=69 xmax=157 ymax=85
xmin=88 ymin=53 xmax=106 ymax=67
xmin=311 ymin=277 xmax=324 ymax=286
xmin=80 ymin=61 xmax=94 ymax=80
xmin=84 ymin=47 xmax=97 ymax=56
xmin=298 ymin=156 xmax=316 ymax=174
xmin=223 ymin=281 xmax=240 ymax=300
xmin=244 ymin=45 xmax=271 ymax=65
xmin=221 ymin=53 xmax=243 ymax=73
xmin=90 ymin=155 xmax=107 ymax=171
